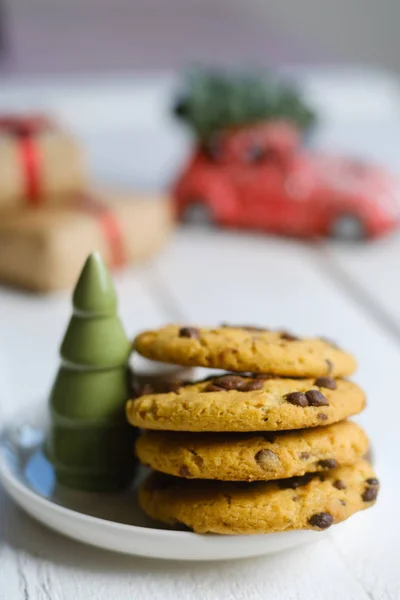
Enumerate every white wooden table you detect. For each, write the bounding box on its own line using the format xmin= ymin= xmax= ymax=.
xmin=1 ymin=70 xmax=400 ymax=599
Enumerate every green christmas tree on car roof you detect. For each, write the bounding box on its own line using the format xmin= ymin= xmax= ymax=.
xmin=174 ymin=67 xmax=316 ymax=142
xmin=47 ymin=252 xmax=137 ymax=491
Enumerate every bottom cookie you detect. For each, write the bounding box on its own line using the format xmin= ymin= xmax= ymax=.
xmin=139 ymin=459 xmax=378 ymax=535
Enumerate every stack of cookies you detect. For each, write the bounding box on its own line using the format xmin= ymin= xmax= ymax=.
xmin=126 ymin=325 xmax=379 ymax=535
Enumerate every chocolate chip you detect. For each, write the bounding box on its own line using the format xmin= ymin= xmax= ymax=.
xmin=362 ymin=487 xmax=378 ymax=502
xmin=240 ymin=379 xmax=264 ymax=391
xmin=133 ymin=379 xmax=183 ymax=397
xmin=308 ymin=512 xmax=333 ymax=529
xmin=280 ymin=331 xmax=300 ymax=341
xmin=361 ymin=478 xmax=379 ymax=502
xmin=189 ymin=450 xmax=204 ymax=468
xmin=318 ymin=475 xmax=326 ymax=482
xmin=255 ymin=449 xmax=280 ymax=471
xmin=204 ymin=383 xmax=225 ymax=392
xmin=279 ymin=473 xmax=314 ymax=489
xmin=306 ymin=390 xmax=329 ymax=406
xmin=314 ymin=377 xmax=337 ymax=390
xmin=285 ymin=391 xmax=308 ymax=407
xmin=300 ymin=452 xmax=311 ymax=460
xmin=210 ymin=375 xmax=247 ymax=390
xmin=317 ymin=413 xmax=328 ymax=421
xmin=326 ymin=359 xmax=334 ymax=374
xmin=285 ymin=388 xmax=328 ymax=407
xmin=205 ymin=375 xmax=263 ymax=393
xmin=179 ymin=326 xmax=200 ymax=339
xmin=179 ymin=465 xmax=191 ymax=477
xmin=339 ymin=499 xmax=346 ymax=506
xmin=333 ymin=479 xmax=347 ymax=490
xmin=318 ymin=459 xmax=339 ymax=469
xmin=366 ymin=477 xmax=379 ymax=486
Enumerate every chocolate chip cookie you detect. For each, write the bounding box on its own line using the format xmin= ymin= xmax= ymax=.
xmin=134 ymin=325 xmax=356 ymax=377
xmin=126 ymin=375 xmax=365 ymax=432
xmin=136 ymin=420 xmax=369 ymax=481
xmin=139 ymin=459 xmax=378 ymax=534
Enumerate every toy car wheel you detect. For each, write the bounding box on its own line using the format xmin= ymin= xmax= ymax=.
xmin=330 ymin=215 xmax=366 ymax=241
xmin=181 ymin=201 xmax=214 ymax=226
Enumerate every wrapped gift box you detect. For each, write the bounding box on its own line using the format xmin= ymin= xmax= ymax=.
xmin=0 ymin=192 xmax=173 ymax=292
xmin=0 ymin=115 xmax=86 ymax=209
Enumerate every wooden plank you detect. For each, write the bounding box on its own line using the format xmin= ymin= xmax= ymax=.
xmin=331 ymin=489 xmax=400 ymax=600
xmin=0 ymin=493 xmax=66 ymax=600
xmin=0 ymin=500 xmax=375 ymax=600
xmin=324 ymin=235 xmax=400 ymax=334
xmin=0 ymin=358 xmax=24 ymax=600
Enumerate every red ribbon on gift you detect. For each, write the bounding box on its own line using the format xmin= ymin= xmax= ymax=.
xmin=0 ymin=115 xmax=51 ymax=205
xmin=77 ymin=194 xmax=126 ymax=269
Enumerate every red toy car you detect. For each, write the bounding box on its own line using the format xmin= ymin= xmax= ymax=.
xmin=173 ymin=122 xmax=400 ymax=239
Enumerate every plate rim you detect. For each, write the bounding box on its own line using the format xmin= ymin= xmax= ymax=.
xmin=0 ymin=446 xmax=213 ymax=541
xmin=0 ymin=418 xmax=332 ymax=559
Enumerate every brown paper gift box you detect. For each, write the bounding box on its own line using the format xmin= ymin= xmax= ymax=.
xmin=0 ymin=192 xmax=173 ymax=292
xmin=0 ymin=115 xmax=86 ymax=210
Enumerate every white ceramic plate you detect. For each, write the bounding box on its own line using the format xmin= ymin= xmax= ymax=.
xmin=0 ymin=415 xmax=332 ymax=561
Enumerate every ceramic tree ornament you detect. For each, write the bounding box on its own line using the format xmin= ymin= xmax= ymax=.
xmin=47 ymin=252 xmax=137 ymax=491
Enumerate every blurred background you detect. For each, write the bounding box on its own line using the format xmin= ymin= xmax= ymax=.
xmin=0 ymin=0 xmax=400 ymax=377
xmin=0 ymin=0 xmax=398 ymax=192
xmin=0 ymin=0 xmax=398 ymax=73
xmin=0 ymin=0 xmax=398 ymax=186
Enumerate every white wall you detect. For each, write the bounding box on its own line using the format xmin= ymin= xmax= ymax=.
xmin=2 ymin=0 xmax=399 ymax=73
xmin=251 ymin=0 xmax=398 ymax=71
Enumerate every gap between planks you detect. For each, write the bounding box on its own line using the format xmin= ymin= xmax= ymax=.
xmin=147 ymin=227 xmax=400 ymax=344
xmin=317 ymin=242 xmax=400 ymax=349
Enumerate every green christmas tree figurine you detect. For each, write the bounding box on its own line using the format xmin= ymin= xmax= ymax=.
xmin=174 ymin=67 xmax=316 ymax=142
xmin=47 ymin=252 xmax=137 ymax=491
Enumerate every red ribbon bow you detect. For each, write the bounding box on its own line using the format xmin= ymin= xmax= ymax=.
xmin=0 ymin=114 xmax=51 ymax=204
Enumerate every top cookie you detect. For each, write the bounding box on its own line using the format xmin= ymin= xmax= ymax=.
xmin=134 ymin=325 xmax=356 ymax=377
